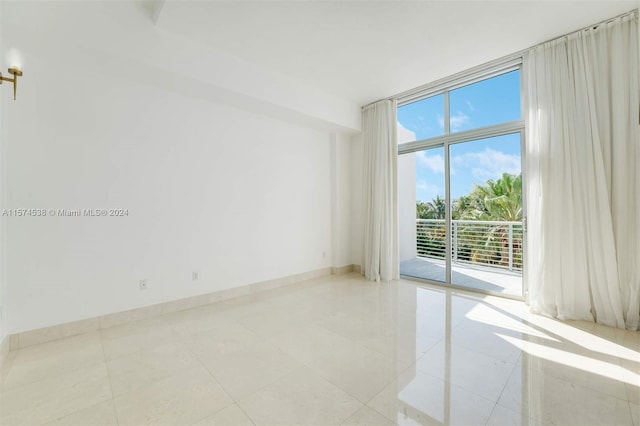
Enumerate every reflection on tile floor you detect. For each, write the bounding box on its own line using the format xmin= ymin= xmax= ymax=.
xmin=1 ymin=273 xmax=638 ymax=425
xmin=400 ymin=257 xmax=523 ymax=296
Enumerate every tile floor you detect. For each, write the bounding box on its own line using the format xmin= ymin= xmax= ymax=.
xmin=399 ymin=258 xmax=522 ymax=296
xmin=0 ymin=273 xmax=638 ymax=425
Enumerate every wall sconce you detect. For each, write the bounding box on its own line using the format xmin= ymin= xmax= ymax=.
xmin=0 ymin=67 xmax=23 ymax=100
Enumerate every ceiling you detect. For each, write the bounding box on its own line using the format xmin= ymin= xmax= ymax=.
xmin=157 ymin=1 xmax=637 ymax=106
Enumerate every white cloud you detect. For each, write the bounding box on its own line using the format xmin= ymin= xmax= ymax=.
xmin=466 ymin=100 xmax=475 ymax=111
xmin=397 ymin=122 xmax=417 ymax=144
xmin=416 ymin=150 xmax=444 ymax=174
xmin=450 ymin=111 xmax=470 ymax=131
xmin=452 ymin=148 xmax=521 ymax=182
xmin=436 ymin=111 xmax=470 ymax=132
xmin=417 ymin=179 xmax=442 ymax=201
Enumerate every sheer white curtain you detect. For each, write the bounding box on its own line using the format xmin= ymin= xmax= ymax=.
xmin=526 ymin=11 xmax=639 ymax=330
xmin=362 ymin=100 xmax=399 ymax=282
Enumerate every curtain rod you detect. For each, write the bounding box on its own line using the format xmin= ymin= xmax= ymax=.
xmin=361 ymin=8 xmax=638 ymax=110
xmin=361 ymin=98 xmax=394 ymax=110
xmin=537 ymin=8 xmax=638 ymax=47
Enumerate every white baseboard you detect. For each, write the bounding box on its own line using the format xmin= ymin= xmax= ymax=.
xmin=0 ymin=334 xmax=9 ymax=369
xmin=8 ymin=266 xmax=333 ymax=351
xmin=331 ymin=264 xmax=354 ymax=275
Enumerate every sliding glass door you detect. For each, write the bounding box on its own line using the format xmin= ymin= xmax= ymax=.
xmin=448 ymin=134 xmax=523 ymax=296
xmin=397 ymin=66 xmax=524 ymax=298
xmin=399 ymin=145 xmax=446 ymax=283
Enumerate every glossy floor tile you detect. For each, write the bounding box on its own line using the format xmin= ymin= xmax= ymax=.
xmin=238 ymin=367 xmax=362 ymax=425
xmin=1 ymin=273 xmax=638 ymax=425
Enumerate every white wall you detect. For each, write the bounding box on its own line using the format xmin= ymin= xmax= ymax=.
xmin=0 ymin=0 xmax=6 ymax=346
xmin=330 ymin=133 xmax=352 ymax=269
xmin=397 ymin=124 xmax=417 ymax=262
xmin=350 ymin=134 xmax=364 ymax=269
xmin=1 ymin=1 xmax=354 ymax=334
xmin=398 ymin=153 xmax=417 ymax=261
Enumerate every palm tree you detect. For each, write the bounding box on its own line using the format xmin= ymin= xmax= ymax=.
xmin=473 ymin=173 xmax=522 ymax=222
xmin=416 ymin=195 xmax=446 ymax=219
xmin=416 ymin=195 xmax=447 ymax=258
xmin=415 ymin=176 xmax=522 ymax=267
xmin=451 ymin=194 xmax=485 ymax=220
xmin=468 ymin=173 xmax=522 ymax=267
xmin=426 ymin=195 xmax=446 ymax=220
xmin=416 ymin=201 xmax=431 ymax=219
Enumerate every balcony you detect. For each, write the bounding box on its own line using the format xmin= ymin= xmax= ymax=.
xmin=400 ymin=219 xmax=523 ymax=296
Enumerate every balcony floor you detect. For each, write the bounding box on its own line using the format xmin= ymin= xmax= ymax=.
xmin=400 ymin=257 xmax=523 ymax=297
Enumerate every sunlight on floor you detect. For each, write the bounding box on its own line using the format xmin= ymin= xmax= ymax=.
xmin=1 ymin=274 xmax=638 ymax=425
xmin=498 ymin=333 xmax=637 ymax=386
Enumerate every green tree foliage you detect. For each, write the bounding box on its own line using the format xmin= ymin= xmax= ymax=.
xmin=416 ymin=195 xmax=446 ymax=219
xmin=417 ymin=173 xmax=521 ymax=221
xmin=416 ymin=173 xmax=523 ymax=269
xmin=471 ymin=173 xmax=522 ymax=222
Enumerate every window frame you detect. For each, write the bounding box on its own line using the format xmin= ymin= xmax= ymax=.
xmin=396 ymin=56 xmax=527 ymax=300
xmin=397 ymin=60 xmax=524 ymax=155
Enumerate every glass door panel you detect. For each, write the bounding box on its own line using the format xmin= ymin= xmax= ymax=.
xmin=399 ymin=146 xmax=447 ymax=283
xmin=448 ymin=133 xmax=523 ymax=296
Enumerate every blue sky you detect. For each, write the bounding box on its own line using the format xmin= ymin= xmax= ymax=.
xmin=397 ymin=70 xmax=521 ymax=202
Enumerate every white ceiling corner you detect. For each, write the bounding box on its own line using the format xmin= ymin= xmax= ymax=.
xmin=155 ymin=1 xmax=637 ymax=106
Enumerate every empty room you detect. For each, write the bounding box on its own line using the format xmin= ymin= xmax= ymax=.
xmin=0 ymin=1 xmax=638 ymax=425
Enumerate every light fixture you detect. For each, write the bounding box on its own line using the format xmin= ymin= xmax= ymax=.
xmin=0 ymin=67 xmax=23 ymax=100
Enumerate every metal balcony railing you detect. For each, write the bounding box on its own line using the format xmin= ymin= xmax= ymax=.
xmin=416 ymin=219 xmax=523 ymax=272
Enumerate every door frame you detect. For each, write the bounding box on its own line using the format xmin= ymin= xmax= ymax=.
xmin=397 ymin=60 xmax=527 ymax=300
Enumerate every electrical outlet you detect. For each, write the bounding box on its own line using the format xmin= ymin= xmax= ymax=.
xmin=192 ymin=272 xmax=199 ymax=281
xmin=139 ymin=279 xmax=148 ymax=290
